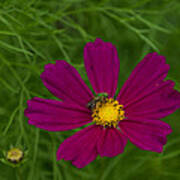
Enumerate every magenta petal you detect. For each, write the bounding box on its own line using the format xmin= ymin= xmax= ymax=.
xmin=119 ymin=119 xmax=172 ymax=153
xmin=117 ymin=53 xmax=180 ymax=119
xmin=125 ymin=80 xmax=180 ymax=119
xmin=117 ymin=53 xmax=169 ymax=102
xmin=97 ymin=127 xmax=127 ymax=157
xmin=25 ymin=97 xmax=92 ymax=131
xmin=40 ymin=60 xmax=93 ymax=107
xmin=57 ymin=125 xmax=100 ymax=168
xmin=84 ymin=38 xmax=120 ymax=97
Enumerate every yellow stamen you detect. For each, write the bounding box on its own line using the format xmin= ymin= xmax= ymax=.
xmin=92 ymin=98 xmax=125 ymax=128
xmin=7 ymin=148 xmax=23 ymax=163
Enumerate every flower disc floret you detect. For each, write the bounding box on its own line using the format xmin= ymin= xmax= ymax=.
xmin=92 ymin=98 xmax=125 ymax=127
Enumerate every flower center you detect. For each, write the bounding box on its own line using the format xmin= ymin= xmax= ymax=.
xmin=91 ymin=97 xmax=125 ymax=128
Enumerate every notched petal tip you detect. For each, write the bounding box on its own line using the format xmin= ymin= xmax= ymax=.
xmin=85 ymin=38 xmax=104 ymax=48
xmin=24 ymin=98 xmax=36 ymax=117
xmin=94 ymin=38 xmax=104 ymax=46
xmin=85 ymin=38 xmax=115 ymax=49
xmin=40 ymin=60 xmax=65 ymax=79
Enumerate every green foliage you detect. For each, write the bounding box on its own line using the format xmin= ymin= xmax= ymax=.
xmin=0 ymin=0 xmax=180 ymax=179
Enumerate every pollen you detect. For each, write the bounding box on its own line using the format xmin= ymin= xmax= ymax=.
xmin=92 ymin=98 xmax=125 ymax=128
xmin=7 ymin=148 xmax=24 ymax=163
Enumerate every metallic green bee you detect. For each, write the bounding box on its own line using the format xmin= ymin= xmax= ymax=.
xmin=87 ymin=93 xmax=108 ymax=110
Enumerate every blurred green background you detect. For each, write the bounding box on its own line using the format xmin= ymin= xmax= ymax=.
xmin=0 ymin=0 xmax=180 ymax=179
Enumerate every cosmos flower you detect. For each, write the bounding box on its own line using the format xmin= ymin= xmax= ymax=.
xmin=25 ymin=38 xmax=180 ymax=168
